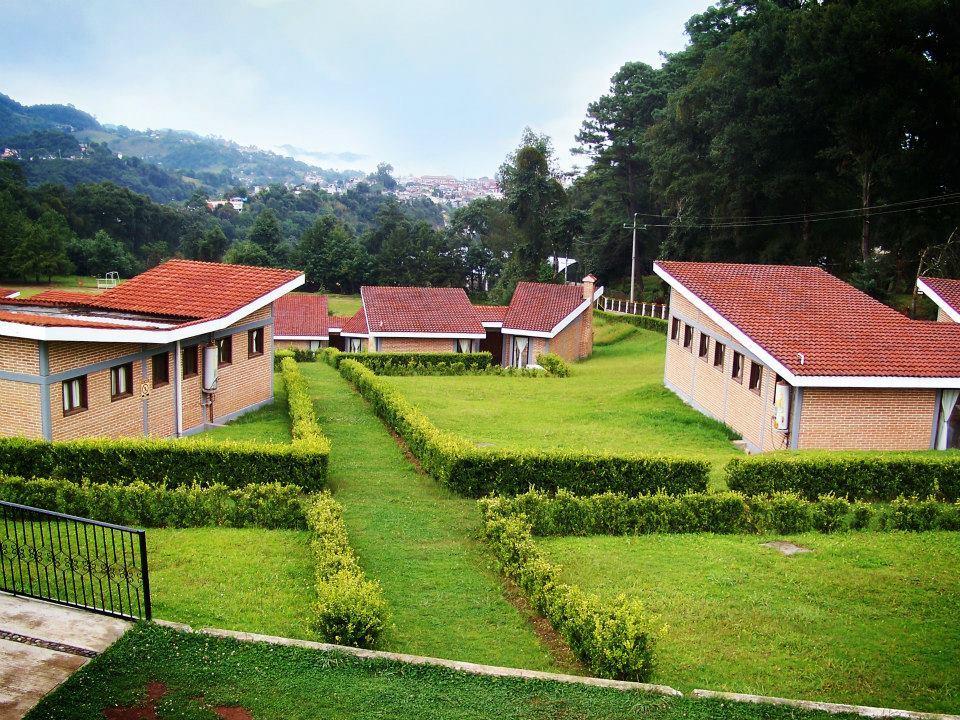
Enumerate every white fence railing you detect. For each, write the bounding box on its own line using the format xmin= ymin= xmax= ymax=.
xmin=596 ymin=296 xmax=668 ymax=319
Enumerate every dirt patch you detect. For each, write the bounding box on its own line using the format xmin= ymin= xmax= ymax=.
xmin=500 ymin=576 xmax=584 ymax=675
xmin=214 ymin=707 xmax=254 ymax=720
xmin=102 ymin=682 xmax=167 ymax=720
xmin=762 ymin=540 xmax=812 ymax=556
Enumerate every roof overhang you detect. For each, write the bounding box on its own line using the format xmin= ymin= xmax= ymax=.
xmin=2 ymin=291 xmax=21 ymax=299
xmin=0 ymin=274 xmax=304 ymax=344
xmin=502 ymin=286 xmax=603 ymax=339
xmin=655 ymin=262 xmax=960 ymax=389
xmin=916 ymin=278 xmax=960 ymax=323
xmin=275 ymin=335 xmax=328 ymax=341
xmin=482 ymin=321 xmax=503 ymax=328
xmin=370 ymin=331 xmax=486 ymax=339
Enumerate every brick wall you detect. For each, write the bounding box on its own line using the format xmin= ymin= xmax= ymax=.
xmin=47 ymin=341 xmax=141 ymax=374
xmin=376 ymin=337 xmax=458 ymax=352
xmin=0 ymin=337 xmax=40 ymax=374
xmin=550 ymin=315 xmax=582 ymax=361
xmin=50 ymin=364 xmax=145 ymax=441
xmin=209 ymin=323 xmax=274 ymax=422
xmin=0 ymin=379 xmax=41 ymax=439
xmin=578 ymin=304 xmax=594 ymax=359
xmin=798 ymin=388 xmax=936 ymax=450
xmin=937 ymin=307 xmax=954 ymax=323
xmin=146 ymin=352 xmax=175 ymax=437
xmin=276 ymin=339 xmax=325 ymax=350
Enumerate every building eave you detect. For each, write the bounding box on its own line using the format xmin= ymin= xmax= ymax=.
xmin=917 ymin=277 xmax=960 ymax=323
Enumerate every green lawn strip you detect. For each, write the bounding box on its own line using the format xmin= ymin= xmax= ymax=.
xmin=148 ymin=527 xmax=315 ymax=640
xmin=327 ymin=293 xmax=362 ymax=316
xmin=537 ymin=531 xmax=960 ymax=714
xmin=27 ymin=623 xmax=859 ymax=720
xmin=385 ymin=329 xmax=740 ymax=489
xmin=189 ymin=371 xmax=291 ymax=443
xmin=300 ymin=361 xmax=560 ymax=670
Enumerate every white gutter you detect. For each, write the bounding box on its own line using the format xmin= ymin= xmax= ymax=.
xmin=275 ymin=335 xmax=328 ymax=341
xmin=0 ymin=274 xmax=304 ymax=343
xmin=655 ymin=262 xmax=960 ymax=389
xmin=916 ymin=278 xmax=960 ymax=323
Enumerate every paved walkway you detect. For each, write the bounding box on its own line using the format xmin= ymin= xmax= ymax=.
xmin=0 ymin=592 xmax=130 ymax=718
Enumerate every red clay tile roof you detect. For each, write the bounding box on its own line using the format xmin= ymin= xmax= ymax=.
xmin=503 ymin=282 xmax=586 ymax=334
xmin=341 ymin=308 xmax=368 ymax=335
xmin=0 ymin=309 xmax=158 ymax=330
xmin=656 ymin=260 xmax=960 ymax=379
xmin=918 ymin=276 xmax=960 ymax=319
xmin=0 ymin=288 xmax=18 ymax=298
xmin=328 ymin=315 xmax=350 ymax=330
xmin=473 ymin=305 xmax=509 ymax=323
xmin=274 ymin=294 xmax=329 ymax=338
xmin=360 ymin=286 xmax=485 ymax=335
xmin=88 ymin=260 xmax=302 ymax=320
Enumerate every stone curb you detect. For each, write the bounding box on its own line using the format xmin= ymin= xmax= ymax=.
xmin=690 ymin=689 xmax=960 ymax=720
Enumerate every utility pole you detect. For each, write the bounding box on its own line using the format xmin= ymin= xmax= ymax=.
xmin=623 ymin=213 xmax=641 ymax=303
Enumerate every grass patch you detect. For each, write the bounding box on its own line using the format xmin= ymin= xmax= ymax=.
xmin=593 ymin=312 xmax=639 ymax=345
xmin=386 ymin=330 xmax=741 ymax=489
xmin=190 ymin=372 xmax=291 ymax=443
xmin=1 ymin=274 xmax=116 ymax=297
xmin=300 ymin=361 xmax=560 ymax=669
xmin=28 ymin=623 xmax=855 ymax=720
xmin=148 ymin=527 xmax=315 ymax=639
xmin=537 ymin=531 xmax=960 ymax=713
xmin=328 ymin=293 xmax=362 ymax=316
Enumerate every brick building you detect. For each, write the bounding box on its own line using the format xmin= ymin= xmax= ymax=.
xmin=274 ymin=294 xmax=330 ymax=351
xmin=306 ymin=277 xmax=602 ymax=365
xmin=654 ymin=261 xmax=960 ymax=453
xmin=0 ymin=260 xmax=303 ymax=440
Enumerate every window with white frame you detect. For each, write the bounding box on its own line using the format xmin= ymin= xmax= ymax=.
xmin=512 ymin=336 xmax=530 ymax=367
xmin=455 ymin=338 xmax=474 ymax=353
xmin=62 ymin=376 xmax=87 ymax=415
xmin=348 ymin=337 xmax=363 ymax=352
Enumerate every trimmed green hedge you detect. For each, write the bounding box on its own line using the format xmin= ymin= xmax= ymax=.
xmin=0 ymin=474 xmax=307 ymax=529
xmin=536 ymin=353 xmax=570 ymax=377
xmin=281 ymin=357 xmax=331 ymax=452
xmin=481 ymin=488 xmax=960 ymax=535
xmin=0 ymin=435 xmax=327 ymax=491
xmin=306 ymin=493 xmax=387 ymax=648
xmin=482 ymin=511 xmax=658 ymax=681
xmin=336 ymin=358 xmax=708 ymax=497
xmin=726 ymin=452 xmax=960 ymax=502
xmin=324 ymin=348 xmax=492 ymax=372
xmin=595 ymin=309 xmax=668 ymax=334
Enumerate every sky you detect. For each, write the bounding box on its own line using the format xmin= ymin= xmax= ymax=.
xmin=1 ymin=0 xmax=708 ymax=177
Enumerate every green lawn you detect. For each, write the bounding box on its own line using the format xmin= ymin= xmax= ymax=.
xmin=386 ymin=329 xmax=741 ymax=488
xmin=190 ymin=372 xmax=291 ymax=443
xmin=327 ymin=293 xmax=362 ymax=316
xmin=148 ymin=527 xmax=315 ymax=639
xmin=593 ymin=311 xmax=639 ymax=345
xmin=538 ymin=532 xmax=960 ymax=713
xmin=28 ymin=623 xmax=854 ymax=720
xmin=1 ymin=275 xmax=116 ymax=297
xmin=301 ymin=361 xmax=560 ymax=670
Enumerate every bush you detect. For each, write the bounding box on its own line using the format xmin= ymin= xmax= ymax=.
xmin=325 ymin=350 xmax=492 ymax=373
xmin=0 ymin=474 xmax=307 ymax=529
xmin=482 ymin=512 xmax=658 ymax=681
xmin=595 ymin=309 xmax=667 ymax=335
xmin=273 ymin=348 xmax=296 ymax=369
xmin=337 ymin=358 xmax=708 ymax=498
xmin=726 ymin=452 xmax=960 ymax=502
xmin=305 ymin=493 xmax=387 ymax=648
xmin=480 ymin=488 xmax=959 ymax=535
xmin=536 ymin=353 xmax=570 ymax=377
xmin=0 ymin=435 xmax=327 ymax=491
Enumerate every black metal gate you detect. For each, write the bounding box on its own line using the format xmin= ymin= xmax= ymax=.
xmin=0 ymin=500 xmax=150 ymax=621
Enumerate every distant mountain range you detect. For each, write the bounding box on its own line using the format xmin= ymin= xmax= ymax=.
xmin=0 ymin=92 xmax=362 ymax=202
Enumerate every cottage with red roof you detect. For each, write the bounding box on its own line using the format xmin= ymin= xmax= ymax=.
xmin=274 ymin=294 xmax=330 ymax=351
xmin=0 ymin=260 xmax=303 ymax=440
xmin=917 ymin=276 xmax=960 ymax=324
xmin=655 ymin=261 xmax=960 ymax=453
xmin=314 ymin=276 xmax=601 ymax=364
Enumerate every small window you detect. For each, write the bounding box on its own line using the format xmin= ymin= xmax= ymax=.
xmin=513 ymin=336 xmax=530 ymax=367
xmin=698 ymin=333 xmax=709 ymax=359
xmin=62 ymin=376 xmax=87 ymax=415
xmin=152 ymin=353 xmax=169 ymax=388
xmin=348 ymin=337 xmax=363 ymax=352
xmin=110 ymin=362 xmax=134 ymax=401
xmin=732 ymin=351 xmax=744 ymax=383
xmin=182 ymin=345 xmax=199 ymax=378
xmin=670 ymin=317 xmax=680 ymax=341
xmin=248 ymin=328 xmax=264 ymax=357
xmin=748 ymin=361 xmax=763 ymax=394
xmin=682 ymin=324 xmax=693 ymax=350
xmin=713 ymin=341 xmax=725 ymax=369
xmin=455 ymin=338 xmax=474 ymax=353
xmin=217 ymin=335 xmax=233 ymax=366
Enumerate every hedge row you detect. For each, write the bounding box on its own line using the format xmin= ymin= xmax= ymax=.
xmin=0 ymin=435 xmax=327 ymax=491
xmin=727 ymin=453 xmax=960 ymax=502
xmin=481 ymin=488 xmax=960 ymax=535
xmin=306 ymin=493 xmax=387 ymax=648
xmin=274 ymin=348 xmax=318 ymax=368
xmin=323 ymin=348 xmax=492 ymax=372
xmin=280 ymin=357 xmax=332 ymax=455
xmin=482 ymin=511 xmax=657 ymax=681
xmin=336 ymin=358 xmax=708 ymax=497
xmin=0 ymin=474 xmax=307 ymax=529
xmin=595 ymin=309 xmax=668 ymax=334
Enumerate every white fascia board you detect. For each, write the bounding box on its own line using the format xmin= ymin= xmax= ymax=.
xmin=275 ymin=335 xmax=328 ymax=341
xmin=0 ymin=274 xmax=304 ymax=344
xmin=501 ymin=327 xmax=552 ymax=338
xmin=916 ymin=278 xmax=960 ymax=323
xmin=357 ymin=288 xmax=371 ymax=334
xmin=328 ymin=326 xmax=343 ymax=332
xmin=593 ymin=286 xmax=604 ymax=301
xmin=370 ymin=331 xmax=486 ymax=339
xmin=654 ymin=263 xmax=960 ymax=389
xmin=481 ymin=322 xmax=503 ymax=328
xmin=340 ymin=332 xmax=370 ymax=339
xmin=3 ymin=291 xmax=21 ymax=299
xmin=654 ymin=262 xmax=802 ymax=385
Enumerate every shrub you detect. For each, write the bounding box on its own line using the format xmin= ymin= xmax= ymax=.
xmin=536 ymin=353 xmax=570 ymax=377
xmin=305 ymin=493 xmax=387 ymax=648
xmin=325 ymin=351 xmax=492 ymax=373
xmin=0 ymin=435 xmax=327 ymax=491
xmin=595 ymin=309 xmax=667 ymax=335
xmin=0 ymin=474 xmax=307 ymax=529
xmin=765 ymin=492 xmax=814 ymax=533
xmin=280 ymin=357 xmax=331 ymax=450
xmin=726 ymin=452 xmax=960 ymax=502
xmin=273 ymin=348 xmax=296 ymax=369
xmin=885 ymin=496 xmax=948 ymax=531
xmin=482 ymin=512 xmax=657 ymax=681
xmin=337 ymin=359 xmax=708 ymax=498
xmin=812 ymin=494 xmax=850 ymax=532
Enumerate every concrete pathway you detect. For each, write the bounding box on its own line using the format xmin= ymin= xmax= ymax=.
xmin=0 ymin=592 xmax=130 ymax=719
